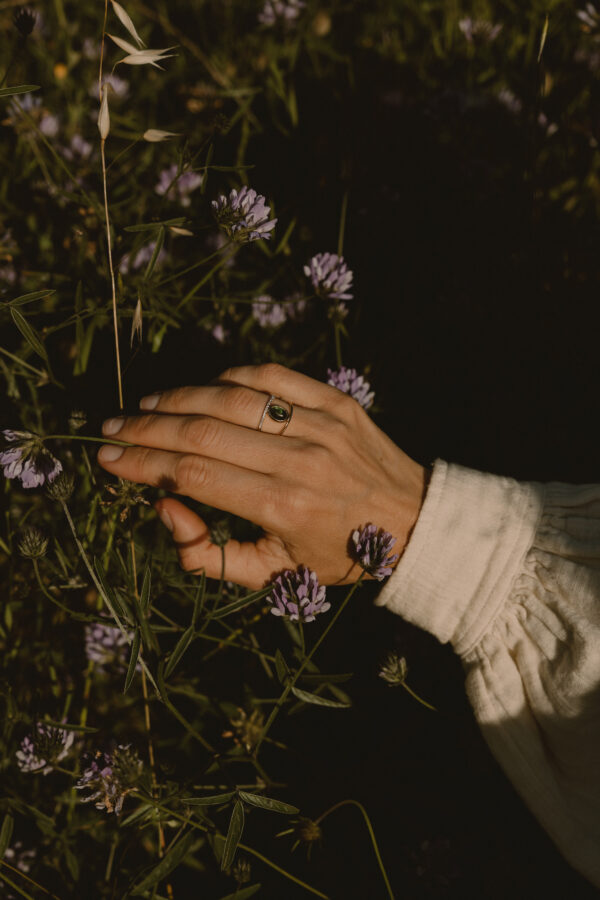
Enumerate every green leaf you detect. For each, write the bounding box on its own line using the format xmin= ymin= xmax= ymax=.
xmin=131 ymin=831 xmax=196 ymax=895
xmin=217 ymin=886 xmax=261 ymax=900
xmin=2 ymin=289 xmax=55 ymax=307
xmin=139 ymin=562 xmax=152 ymax=612
xmin=164 ymin=625 xmax=195 ymax=679
xmin=274 ymin=217 xmax=296 ymax=255
xmin=65 ymin=846 xmax=79 ymax=880
xmin=209 ymin=586 xmax=272 ymax=620
xmin=221 ymin=800 xmax=244 ymax=871
xmin=238 ymin=792 xmax=298 ymax=815
xmin=0 ymin=84 xmax=39 ymax=98
xmin=0 ymin=812 xmax=14 ymax=858
xmin=124 ymin=217 xmax=186 ymax=232
xmin=143 ymin=227 xmax=165 ymax=280
xmin=124 ymin=629 xmax=141 ymax=693
xmin=41 ymin=719 xmax=98 ymax=734
xmin=290 ymin=686 xmax=351 ymax=708
xmin=10 ymin=307 xmax=49 ymax=365
xmin=275 ymin=648 xmax=290 ymax=685
xmin=182 ymin=791 xmax=235 ymax=807
xmin=93 ymin=557 xmax=127 ymax=621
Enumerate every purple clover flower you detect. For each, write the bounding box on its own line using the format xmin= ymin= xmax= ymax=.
xmin=268 ymin=566 xmax=330 ymax=623
xmin=304 ymin=252 xmax=353 ymax=301
xmin=119 ymin=238 xmax=167 ymax=275
xmin=252 ymin=295 xmax=287 ymax=328
xmin=458 ymin=18 xmax=503 ymax=43
xmin=16 ymin=722 xmax=75 ymax=774
xmin=351 ymin=525 xmax=399 ymax=580
xmin=0 ymin=430 xmax=62 ymax=489
xmin=85 ymin=621 xmax=131 ymax=671
xmin=327 ymin=367 xmax=374 ymax=410
xmin=258 ymin=0 xmax=305 ymax=27
xmin=211 ymin=186 xmax=277 ymax=242
xmin=76 ymin=744 xmax=142 ymax=815
xmin=0 ymin=844 xmax=36 ymax=900
xmin=155 ymin=163 xmax=203 ymax=207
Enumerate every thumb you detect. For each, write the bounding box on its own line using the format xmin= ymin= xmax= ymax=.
xmin=154 ymin=498 xmax=282 ymax=589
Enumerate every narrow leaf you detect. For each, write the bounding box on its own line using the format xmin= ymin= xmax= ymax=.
xmin=0 ymin=84 xmax=39 ymax=98
xmin=182 ymin=791 xmax=235 ymax=807
xmin=164 ymin=625 xmax=195 ymax=678
xmin=209 ymin=586 xmax=272 ymax=620
xmin=131 ymin=831 xmax=196 ymax=895
xmin=3 ymin=289 xmax=54 ymax=307
xmin=111 ymin=0 xmax=145 ymax=47
xmin=143 ymin=227 xmax=165 ymax=281
xmin=41 ymin=719 xmax=98 ymax=734
xmin=290 ymin=686 xmax=351 ymax=708
xmin=538 ymin=14 xmax=549 ymax=63
xmin=274 ymin=648 xmax=290 ymax=685
xmin=93 ymin=557 xmax=126 ymax=621
xmin=0 ymin=813 xmax=14 ymax=858
xmin=221 ymin=800 xmax=244 ymax=871
xmin=124 ymin=629 xmax=141 ymax=692
xmin=10 ymin=307 xmax=48 ymax=364
xmin=217 ymin=886 xmax=261 ymax=900
xmin=191 ymin=572 xmax=206 ymax=626
xmin=139 ymin=562 xmax=152 ymax=612
xmin=238 ymin=792 xmax=298 ymax=815
xmin=107 ymin=32 xmax=138 ymax=54
xmin=125 ymin=217 xmax=186 ymax=232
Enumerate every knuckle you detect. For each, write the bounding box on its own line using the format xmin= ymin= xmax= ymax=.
xmin=162 ymin=386 xmax=193 ymax=410
xmin=256 ymin=362 xmax=285 ymax=382
xmin=227 ymin=386 xmax=257 ymax=416
xmin=174 ymin=453 xmax=209 ymax=491
xmin=181 ymin=416 xmax=220 ymax=450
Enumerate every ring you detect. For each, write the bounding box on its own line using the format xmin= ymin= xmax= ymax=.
xmin=257 ymin=394 xmax=294 ymax=435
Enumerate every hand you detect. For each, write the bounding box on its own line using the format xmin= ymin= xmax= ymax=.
xmin=97 ymin=363 xmax=427 ymax=589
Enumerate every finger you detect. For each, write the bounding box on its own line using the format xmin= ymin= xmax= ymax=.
xmin=155 ymin=498 xmax=291 ymax=588
xmin=138 ymin=383 xmax=324 ymax=438
xmin=102 ymin=412 xmax=307 ymax=474
xmin=217 ymin=362 xmax=342 ymax=409
xmin=97 ymin=443 xmax=276 ymax=527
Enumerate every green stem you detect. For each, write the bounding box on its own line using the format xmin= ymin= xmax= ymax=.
xmin=156 ymin=243 xmax=231 ymax=286
xmin=176 ymin=250 xmax=237 ymax=311
xmin=255 ymin=575 xmax=364 ymax=753
xmin=32 ymin=558 xmax=93 ymax=621
xmin=44 ymin=434 xmax=134 ymax=447
xmin=334 ymin=322 xmax=342 ymax=368
xmin=131 ymin=793 xmax=330 ymax=899
xmin=401 ymin=681 xmax=437 ymax=712
xmin=0 ymin=345 xmax=46 ymax=377
xmin=315 ymin=799 xmax=394 ymax=900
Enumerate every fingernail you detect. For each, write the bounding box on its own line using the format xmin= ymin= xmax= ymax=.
xmin=158 ymin=508 xmax=173 ymax=531
xmin=140 ymin=393 xmax=161 ymax=411
xmin=102 ymin=417 xmax=124 ymax=436
xmin=98 ymin=444 xmax=124 ymax=462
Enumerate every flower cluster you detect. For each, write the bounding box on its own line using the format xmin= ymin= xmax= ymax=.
xmin=267 ymin=566 xmax=330 ymax=623
xmin=378 ymin=651 xmax=408 ymax=686
xmin=212 ymin=186 xmax=277 ymax=242
xmin=258 ymin=0 xmax=305 ymax=27
xmin=85 ymin=621 xmax=131 ymax=671
xmin=76 ymin=744 xmax=142 ymax=815
xmin=327 ymin=367 xmax=374 ymax=410
xmin=458 ymin=18 xmax=503 ymax=43
xmin=154 ymin=163 xmax=203 ymax=206
xmin=252 ymin=295 xmax=287 ymax=328
xmin=304 ymin=252 xmax=353 ymax=301
xmin=0 ymin=843 xmax=36 ymax=900
xmin=0 ymin=430 xmax=62 ymax=489
xmin=351 ymin=524 xmax=399 ymax=580
xmin=16 ymin=722 xmax=75 ymax=774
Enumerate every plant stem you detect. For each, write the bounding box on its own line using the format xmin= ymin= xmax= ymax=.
xmin=100 ymin=138 xmax=123 ymax=411
xmin=254 ymin=575 xmax=364 ymax=753
xmin=401 ymin=680 xmax=437 ymax=711
xmin=315 ymin=799 xmax=395 ymax=900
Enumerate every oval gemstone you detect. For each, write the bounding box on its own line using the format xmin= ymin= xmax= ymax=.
xmin=268 ymin=403 xmax=289 ymax=422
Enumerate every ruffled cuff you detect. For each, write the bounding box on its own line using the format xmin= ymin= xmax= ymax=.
xmin=375 ymin=459 xmax=546 ymax=656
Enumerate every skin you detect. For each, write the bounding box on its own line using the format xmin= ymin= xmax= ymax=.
xmin=97 ymin=363 xmax=427 ymax=590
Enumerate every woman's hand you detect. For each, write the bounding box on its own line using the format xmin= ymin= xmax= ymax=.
xmin=97 ymin=363 xmax=427 ymax=589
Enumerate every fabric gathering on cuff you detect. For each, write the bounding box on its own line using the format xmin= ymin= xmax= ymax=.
xmin=375 ymin=458 xmax=546 ymax=656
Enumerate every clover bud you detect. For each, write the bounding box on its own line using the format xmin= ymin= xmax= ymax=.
xmin=46 ymin=471 xmax=75 ymax=501
xmin=18 ymin=526 xmax=48 ymax=559
xmin=209 ymin=518 xmax=231 ymax=547
xmin=13 ymin=7 xmax=37 ymax=37
xmin=68 ymin=410 xmax=87 ymax=432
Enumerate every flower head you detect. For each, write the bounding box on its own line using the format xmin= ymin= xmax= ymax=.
xmin=267 ymin=566 xmax=330 ymax=623
xmin=154 ymin=163 xmax=203 ymax=207
xmin=13 ymin=7 xmax=37 ymax=36
xmin=211 ymin=186 xmax=277 ymax=242
xmin=85 ymin=621 xmax=131 ymax=671
xmin=577 ymin=3 xmax=600 ymax=31
xmin=0 ymin=430 xmax=62 ymax=489
xmin=378 ymin=651 xmax=408 ymax=686
xmin=76 ymin=744 xmax=142 ymax=815
xmin=258 ymin=0 xmax=305 ymax=27
xmin=119 ymin=238 xmax=167 ymax=275
xmin=0 ymin=843 xmax=36 ymax=900
xmin=16 ymin=722 xmax=75 ymax=774
xmin=18 ymin=526 xmax=48 ymax=559
xmin=304 ymin=252 xmax=353 ymax=301
xmin=327 ymin=366 xmax=374 ymax=410
xmin=351 ymin=524 xmax=399 ymax=580
xmin=458 ymin=18 xmax=503 ymax=43
xmin=252 ymin=295 xmax=287 ymax=328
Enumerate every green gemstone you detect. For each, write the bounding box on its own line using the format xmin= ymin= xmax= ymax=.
xmin=268 ymin=403 xmax=289 ymax=422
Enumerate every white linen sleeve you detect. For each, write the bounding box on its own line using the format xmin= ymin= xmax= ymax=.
xmin=375 ymin=459 xmax=600 ymax=888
